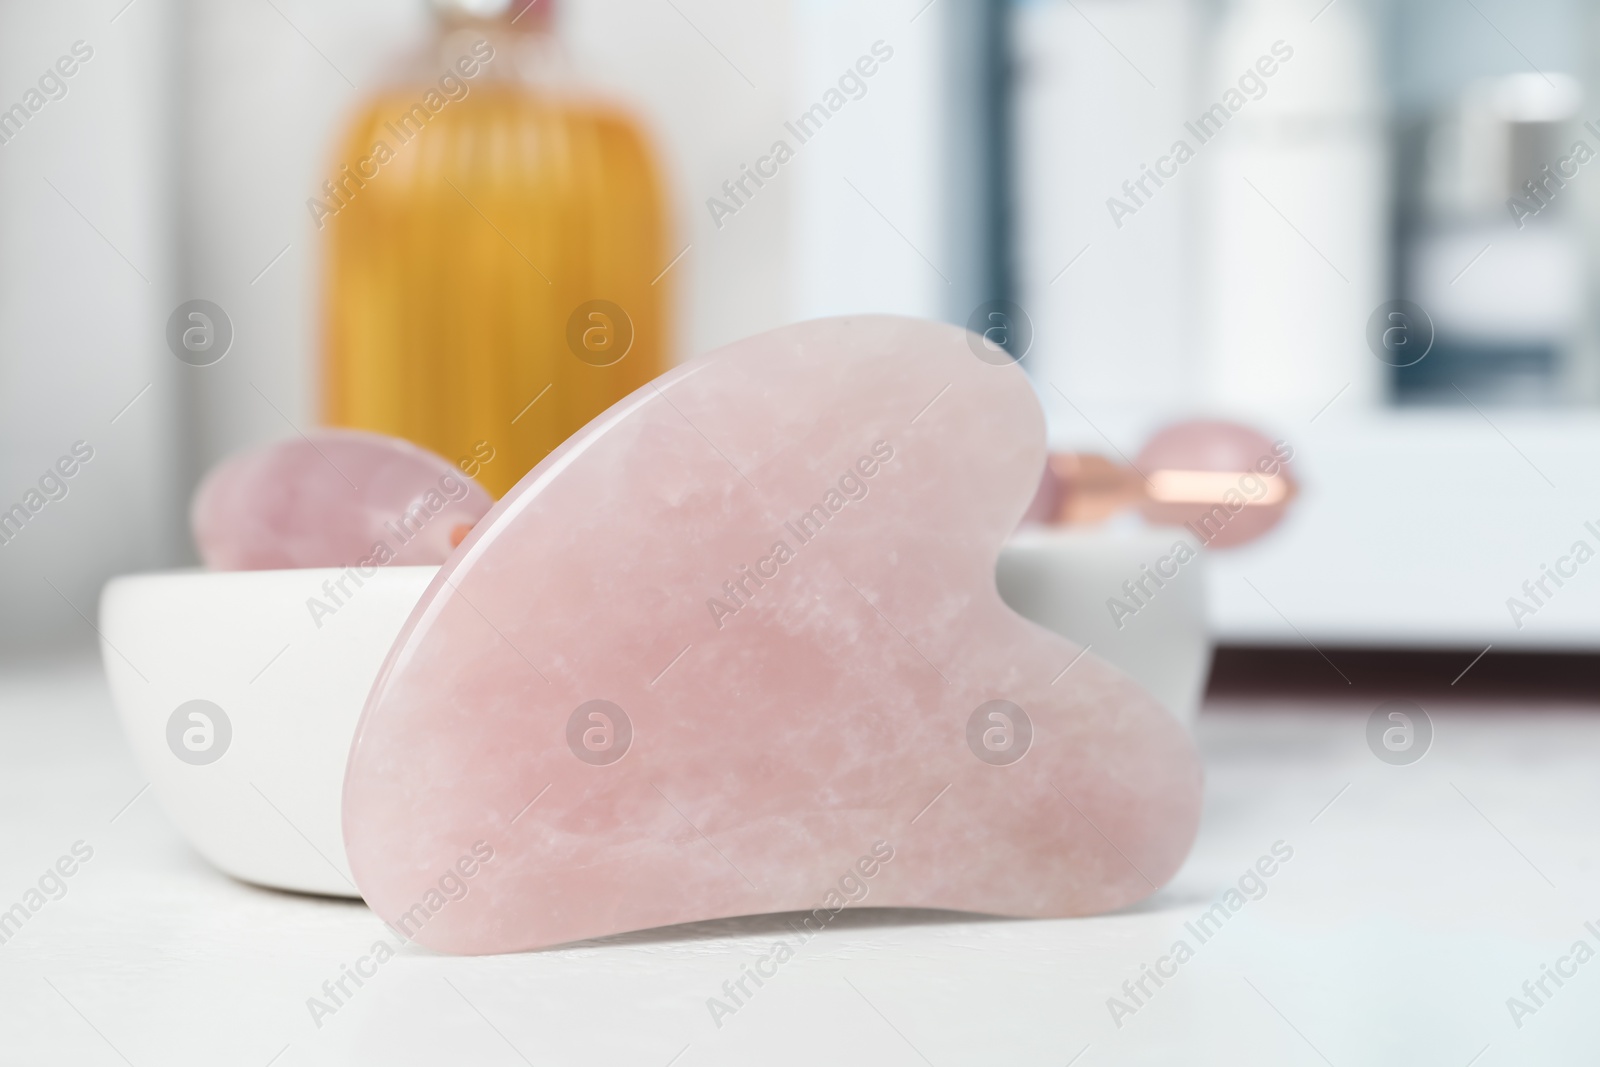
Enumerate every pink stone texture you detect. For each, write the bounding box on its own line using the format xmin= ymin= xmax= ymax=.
xmin=192 ymin=429 xmax=493 ymax=570
xmin=1136 ymin=419 xmax=1296 ymax=548
xmin=343 ymin=316 xmax=1203 ymax=955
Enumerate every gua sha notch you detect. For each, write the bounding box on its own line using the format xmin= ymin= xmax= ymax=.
xmin=342 ymin=316 xmax=1203 ymax=955
xmin=192 ymin=429 xmax=493 ymax=570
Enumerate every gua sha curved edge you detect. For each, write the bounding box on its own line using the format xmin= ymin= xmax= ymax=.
xmin=342 ymin=315 xmax=1204 ymax=955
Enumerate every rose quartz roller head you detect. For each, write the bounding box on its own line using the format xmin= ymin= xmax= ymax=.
xmin=1025 ymin=420 xmax=1296 ymax=549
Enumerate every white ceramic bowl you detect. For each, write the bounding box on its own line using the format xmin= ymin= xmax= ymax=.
xmin=99 ymin=566 xmax=436 ymax=897
xmin=99 ymin=533 xmax=1210 ymax=897
xmin=996 ymin=526 xmax=1213 ymax=725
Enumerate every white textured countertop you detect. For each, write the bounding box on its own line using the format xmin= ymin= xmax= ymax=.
xmin=2 ymin=657 xmax=1596 ymax=1065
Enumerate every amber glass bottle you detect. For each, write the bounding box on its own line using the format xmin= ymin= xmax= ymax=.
xmin=321 ymin=0 xmax=670 ymax=497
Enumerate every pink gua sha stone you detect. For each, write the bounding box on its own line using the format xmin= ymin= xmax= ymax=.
xmin=343 ymin=315 xmax=1203 ymax=955
xmin=192 ymin=429 xmax=494 ymax=570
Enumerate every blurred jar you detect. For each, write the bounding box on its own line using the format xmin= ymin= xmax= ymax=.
xmin=1200 ymin=0 xmax=1386 ymax=418
xmin=1401 ymin=74 xmax=1585 ymax=405
xmin=320 ymin=0 xmax=671 ymax=497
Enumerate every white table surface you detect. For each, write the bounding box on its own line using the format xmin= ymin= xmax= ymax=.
xmin=2 ymin=657 xmax=1597 ymax=1066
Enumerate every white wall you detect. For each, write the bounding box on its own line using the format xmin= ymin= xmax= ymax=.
xmin=1013 ymin=0 xmax=1203 ymax=421
xmin=0 ymin=0 xmax=179 ymax=653
xmin=179 ymin=0 xmax=432 ymax=492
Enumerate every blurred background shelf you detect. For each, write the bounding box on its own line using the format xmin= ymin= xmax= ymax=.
xmin=1041 ymin=404 xmax=1600 ymax=650
xmin=1200 ymin=407 xmax=1600 ymax=650
xmin=5 ymin=0 xmax=1600 ymax=656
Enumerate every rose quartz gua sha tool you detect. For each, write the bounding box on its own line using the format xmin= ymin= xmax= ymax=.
xmin=343 ymin=316 xmax=1203 ymax=954
xmin=192 ymin=428 xmax=494 ymax=570
xmin=1024 ymin=420 xmax=1297 ymax=548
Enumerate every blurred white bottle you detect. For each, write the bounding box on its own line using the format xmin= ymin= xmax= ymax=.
xmin=1200 ymin=0 xmax=1386 ymax=417
xmin=1012 ymin=0 xmax=1201 ymax=420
